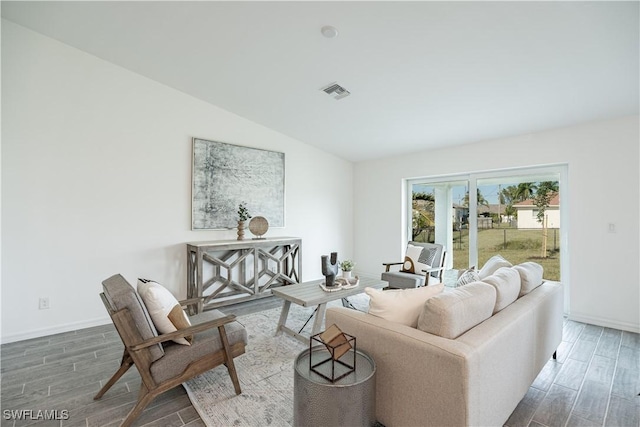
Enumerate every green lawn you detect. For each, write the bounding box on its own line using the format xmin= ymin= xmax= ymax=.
xmin=415 ymin=227 xmax=561 ymax=281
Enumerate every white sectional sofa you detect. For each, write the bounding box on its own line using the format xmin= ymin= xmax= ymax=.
xmin=326 ymin=262 xmax=563 ymax=427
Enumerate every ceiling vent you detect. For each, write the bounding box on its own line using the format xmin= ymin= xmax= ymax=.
xmin=321 ymin=82 xmax=351 ymax=100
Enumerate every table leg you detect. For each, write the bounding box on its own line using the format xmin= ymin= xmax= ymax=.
xmin=275 ymin=300 xmax=291 ymax=336
xmin=311 ymin=303 xmax=328 ymax=336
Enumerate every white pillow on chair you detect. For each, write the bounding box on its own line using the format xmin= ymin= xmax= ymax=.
xmin=402 ymin=244 xmax=431 ymax=274
xmin=137 ymin=279 xmax=193 ymax=345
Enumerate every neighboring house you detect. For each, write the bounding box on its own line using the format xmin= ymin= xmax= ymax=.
xmin=514 ymin=193 xmax=561 ymax=229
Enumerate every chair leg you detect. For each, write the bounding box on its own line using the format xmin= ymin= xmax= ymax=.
xmin=94 ymin=350 xmax=134 ymax=400
xmin=120 ymin=383 xmax=156 ymax=427
xmin=218 ymin=325 xmax=241 ymax=395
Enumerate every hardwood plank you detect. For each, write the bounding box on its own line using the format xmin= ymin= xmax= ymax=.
xmin=621 ymin=330 xmax=640 ymax=349
xmin=585 ymin=354 xmax=616 ymax=385
xmin=563 ymin=320 xmax=585 ymax=343
xmin=611 ymin=366 xmax=640 ymax=401
xmin=572 ymin=379 xmax=611 ymax=424
xmin=555 ymin=340 xmax=574 ymax=363
xmin=595 ymin=328 xmax=622 ymax=359
xmin=504 ymin=401 xmax=536 ymax=427
xmin=531 ymin=384 xmax=577 ymax=427
xmin=605 ymin=394 xmax=640 ymax=427
xmin=531 ymin=359 xmax=563 ymax=392
xmin=554 ymin=358 xmax=589 ymax=391
xmin=519 ymin=387 xmax=547 ymax=408
xmin=568 ymin=339 xmax=597 ymax=363
xmin=176 ymin=406 xmax=199 ymax=425
xmin=579 ymin=324 xmax=604 ymax=343
xmin=566 ymin=413 xmax=602 ymax=427
xmin=617 ymin=345 xmax=640 ymax=370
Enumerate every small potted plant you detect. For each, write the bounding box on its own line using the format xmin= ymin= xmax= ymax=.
xmin=237 ymin=202 xmax=251 ymax=240
xmin=339 ymin=260 xmax=355 ymax=279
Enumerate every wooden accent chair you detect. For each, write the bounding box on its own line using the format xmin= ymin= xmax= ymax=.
xmin=95 ymin=274 xmax=247 ymax=427
xmin=382 ymin=242 xmax=447 ymax=289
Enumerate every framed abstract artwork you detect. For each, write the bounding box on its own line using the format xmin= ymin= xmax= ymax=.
xmin=191 ymin=138 xmax=285 ymax=230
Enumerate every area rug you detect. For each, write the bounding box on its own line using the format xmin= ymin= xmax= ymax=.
xmin=183 ymin=295 xmax=370 ymax=426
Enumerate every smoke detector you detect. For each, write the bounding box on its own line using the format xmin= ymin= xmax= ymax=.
xmin=321 ymin=82 xmax=351 ymax=100
xmin=321 ymin=25 xmax=338 ymax=38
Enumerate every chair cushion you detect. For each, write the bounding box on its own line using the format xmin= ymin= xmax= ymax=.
xmin=514 ymin=262 xmax=544 ymax=296
xmin=102 ymin=274 xmax=164 ymax=362
xmin=137 ymin=279 xmax=193 ymax=346
xmin=417 ymin=282 xmax=496 ymax=339
xmin=478 ymin=254 xmax=513 ymax=279
xmin=481 ymin=267 xmax=521 ymax=313
xmin=150 ymin=310 xmax=248 ymax=383
xmin=381 ymin=271 xmax=425 ymax=289
xmin=366 ymin=283 xmax=444 ymax=328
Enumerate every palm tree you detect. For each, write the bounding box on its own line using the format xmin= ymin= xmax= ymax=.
xmin=463 ymin=189 xmax=489 ymax=208
xmin=515 ymin=182 xmax=537 ymax=202
xmin=500 ymin=185 xmax=519 ymax=223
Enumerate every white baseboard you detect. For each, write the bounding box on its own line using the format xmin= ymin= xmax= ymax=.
xmin=568 ymin=311 xmax=640 ymax=334
xmin=1 ymin=316 xmax=112 ymax=344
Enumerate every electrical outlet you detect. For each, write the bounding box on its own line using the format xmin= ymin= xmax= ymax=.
xmin=39 ymin=297 xmax=50 ymax=310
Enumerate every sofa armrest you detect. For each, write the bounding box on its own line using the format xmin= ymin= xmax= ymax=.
xmin=326 ymin=307 xmax=473 ymax=427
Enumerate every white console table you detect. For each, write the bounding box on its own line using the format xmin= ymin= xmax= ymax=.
xmin=186 ymin=237 xmax=302 ymax=313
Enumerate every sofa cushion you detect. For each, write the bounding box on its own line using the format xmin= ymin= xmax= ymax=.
xmin=514 ymin=262 xmax=544 ymax=296
xmin=137 ymin=279 xmax=193 ymax=346
xmin=478 ymin=254 xmax=512 ymax=279
xmin=482 ymin=267 xmax=521 ymax=313
xmin=366 ymin=283 xmax=444 ymax=327
xmin=417 ymin=282 xmax=496 ymax=339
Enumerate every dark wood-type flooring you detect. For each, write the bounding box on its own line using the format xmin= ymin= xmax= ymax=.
xmin=1 ymin=296 xmax=638 ymax=427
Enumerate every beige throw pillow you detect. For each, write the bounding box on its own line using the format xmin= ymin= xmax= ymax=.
xmin=137 ymin=279 xmax=193 ymax=345
xmin=481 ymin=267 xmax=521 ymax=313
xmin=366 ymin=283 xmax=444 ymax=327
xmin=478 ymin=254 xmax=513 ymax=279
xmin=418 ymin=282 xmax=496 ymax=339
xmin=514 ymin=262 xmax=544 ymax=296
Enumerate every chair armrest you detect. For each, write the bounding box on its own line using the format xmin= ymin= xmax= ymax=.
xmin=422 ymin=266 xmax=446 ymax=274
xmin=129 ymin=314 xmax=237 ymax=351
xmin=382 ymin=262 xmax=404 ymax=272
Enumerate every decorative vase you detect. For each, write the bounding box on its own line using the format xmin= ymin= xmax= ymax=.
xmin=237 ymin=221 xmax=245 ymax=240
xmin=342 ymin=270 xmax=352 ymax=280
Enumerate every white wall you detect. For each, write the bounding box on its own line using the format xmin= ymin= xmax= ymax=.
xmin=1 ymin=21 xmax=354 ymax=343
xmin=354 ymin=116 xmax=640 ymax=333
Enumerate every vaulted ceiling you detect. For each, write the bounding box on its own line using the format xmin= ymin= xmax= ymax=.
xmin=3 ymin=1 xmax=638 ymax=161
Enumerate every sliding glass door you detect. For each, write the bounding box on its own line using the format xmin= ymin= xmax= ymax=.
xmin=408 ymin=165 xmax=566 ymax=282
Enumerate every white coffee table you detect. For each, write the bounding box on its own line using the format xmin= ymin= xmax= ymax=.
xmin=272 ymin=276 xmax=386 ymax=343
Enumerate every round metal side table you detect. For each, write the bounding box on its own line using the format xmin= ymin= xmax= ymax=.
xmin=293 ymin=346 xmax=376 ymax=427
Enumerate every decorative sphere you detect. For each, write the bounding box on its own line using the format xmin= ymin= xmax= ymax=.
xmin=249 ymin=216 xmax=269 ymax=238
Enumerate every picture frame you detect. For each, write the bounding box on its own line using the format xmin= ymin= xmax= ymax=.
xmin=191 ymin=138 xmax=285 ymax=230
